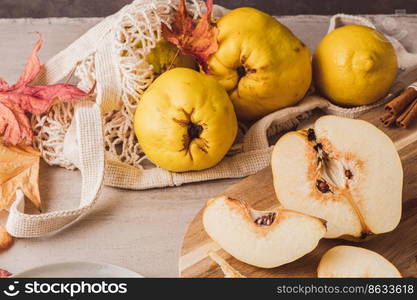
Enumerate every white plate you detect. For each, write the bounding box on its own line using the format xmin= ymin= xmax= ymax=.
xmin=11 ymin=261 xmax=143 ymax=278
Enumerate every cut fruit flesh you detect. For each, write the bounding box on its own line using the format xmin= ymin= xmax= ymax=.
xmin=208 ymin=251 xmax=246 ymax=278
xmin=203 ymin=196 xmax=326 ymax=268
xmin=272 ymin=115 xmax=403 ymax=239
xmin=318 ymin=246 xmax=402 ymax=278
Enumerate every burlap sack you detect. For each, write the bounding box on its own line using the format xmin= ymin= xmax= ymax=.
xmin=7 ymin=0 xmax=417 ymax=237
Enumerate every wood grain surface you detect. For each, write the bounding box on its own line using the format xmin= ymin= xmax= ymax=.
xmin=179 ymin=104 xmax=417 ymax=278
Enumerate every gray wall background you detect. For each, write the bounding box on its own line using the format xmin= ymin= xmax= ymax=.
xmin=0 ymin=0 xmax=416 ymax=18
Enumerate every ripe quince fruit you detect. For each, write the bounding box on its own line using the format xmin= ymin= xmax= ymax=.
xmin=206 ymin=7 xmax=312 ymax=121
xmin=313 ymin=25 xmax=398 ymax=106
xmin=134 ymin=68 xmax=237 ymax=172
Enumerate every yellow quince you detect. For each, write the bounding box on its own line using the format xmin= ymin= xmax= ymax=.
xmin=146 ymin=40 xmax=197 ymax=76
xmin=134 ymin=68 xmax=237 ymax=172
xmin=206 ymin=7 xmax=312 ymax=121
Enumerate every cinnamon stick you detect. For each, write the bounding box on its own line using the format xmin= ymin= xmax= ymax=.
xmin=396 ymin=98 xmax=417 ymax=128
xmin=380 ymin=112 xmax=397 ymax=127
xmin=385 ymin=87 xmax=417 ymax=116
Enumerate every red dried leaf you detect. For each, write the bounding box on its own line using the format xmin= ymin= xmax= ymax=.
xmin=7 ymin=84 xmax=87 ymax=115
xmin=0 ymin=34 xmax=87 ymax=146
xmin=0 ymin=269 xmax=11 ymax=278
xmin=162 ymin=0 xmax=218 ymax=73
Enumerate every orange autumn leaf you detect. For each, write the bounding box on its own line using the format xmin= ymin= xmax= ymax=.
xmin=162 ymin=0 xmax=218 ymax=73
xmin=0 ymin=142 xmax=41 ymax=211
xmin=0 ymin=34 xmax=87 ymax=146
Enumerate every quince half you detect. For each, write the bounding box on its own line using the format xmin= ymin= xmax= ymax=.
xmin=206 ymin=7 xmax=312 ymax=121
xmin=134 ymin=68 xmax=237 ymax=172
xmin=271 ymin=115 xmax=402 ymax=240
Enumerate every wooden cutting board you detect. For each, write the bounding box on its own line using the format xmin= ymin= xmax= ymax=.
xmin=179 ymin=105 xmax=417 ymax=277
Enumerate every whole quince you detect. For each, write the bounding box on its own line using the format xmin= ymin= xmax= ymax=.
xmin=146 ymin=40 xmax=197 ymax=76
xmin=313 ymin=25 xmax=398 ymax=106
xmin=206 ymin=7 xmax=312 ymax=121
xmin=134 ymin=68 xmax=237 ymax=172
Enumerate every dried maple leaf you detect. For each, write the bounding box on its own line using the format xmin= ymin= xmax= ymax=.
xmin=0 ymin=268 xmax=11 ymax=278
xmin=0 ymin=225 xmax=13 ymax=251
xmin=162 ymin=0 xmax=219 ymax=73
xmin=0 ymin=142 xmax=41 ymax=211
xmin=0 ymin=34 xmax=86 ymax=145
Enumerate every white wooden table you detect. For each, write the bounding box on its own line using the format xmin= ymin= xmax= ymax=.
xmin=0 ymin=14 xmax=416 ymax=277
